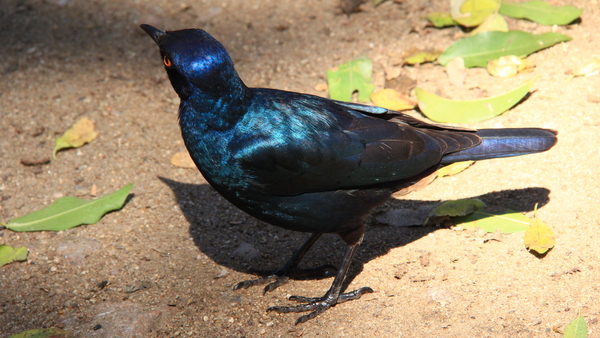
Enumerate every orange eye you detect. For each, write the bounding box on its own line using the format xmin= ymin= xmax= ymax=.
xmin=163 ymin=56 xmax=172 ymax=67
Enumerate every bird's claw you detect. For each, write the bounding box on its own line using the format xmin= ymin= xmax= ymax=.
xmin=267 ymin=286 xmax=374 ymax=324
xmin=233 ymin=264 xmax=337 ymax=294
xmin=233 ymin=275 xmax=289 ymax=294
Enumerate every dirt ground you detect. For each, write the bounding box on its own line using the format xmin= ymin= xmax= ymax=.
xmin=1 ymin=0 xmax=599 ymax=337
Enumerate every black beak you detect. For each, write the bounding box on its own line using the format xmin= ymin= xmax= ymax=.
xmin=140 ymin=24 xmax=166 ymax=44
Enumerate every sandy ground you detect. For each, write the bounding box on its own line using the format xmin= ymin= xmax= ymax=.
xmin=1 ymin=0 xmax=599 ymax=337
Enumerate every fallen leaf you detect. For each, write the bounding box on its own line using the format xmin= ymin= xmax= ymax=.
xmin=470 ymin=13 xmax=508 ymax=36
xmin=427 ymin=12 xmax=458 ymax=28
xmin=20 ymin=157 xmax=51 ymax=166
xmin=572 ymin=58 xmax=600 ymax=77
xmin=53 ymin=117 xmax=98 ymax=160
xmin=524 ymin=216 xmax=555 ymax=254
xmin=4 ymin=183 xmax=133 ymax=232
xmin=563 ymin=315 xmax=588 ymax=338
xmin=499 ymin=1 xmax=583 ymax=26
xmin=8 ymin=328 xmax=75 ymax=338
xmin=437 ymin=161 xmax=474 ymax=177
xmin=453 ymin=208 xmax=531 ymax=233
xmin=438 ymin=31 xmax=572 ymax=68
xmin=370 ymin=89 xmax=416 ymax=111
xmin=171 ymin=151 xmax=196 ymax=168
xmin=327 ymin=56 xmax=374 ymax=102
xmin=453 ymin=0 xmax=499 ymax=27
xmin=429 ymin=199 xmax=486 ymax=218
xmin=487 ymin=55 xmax=534 ymax=78
xmin=416 ymin=77 xmax=536 ymax=123
xmin=404 ymin=50 xmax=442 ymax=65
xmin=0 ymin=245 xmax=28 ymax=268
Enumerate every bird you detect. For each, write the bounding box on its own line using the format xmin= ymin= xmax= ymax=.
xmin=140 ymin=24 xmax=557 ymax=324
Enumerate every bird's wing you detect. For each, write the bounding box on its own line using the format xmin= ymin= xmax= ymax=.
xmin=231 ymin=90 xmax=479 ymax=195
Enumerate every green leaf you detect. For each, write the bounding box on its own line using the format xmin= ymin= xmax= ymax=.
xmin=500 ymin=1 xmax=583 ymax=26
xmin=437 ymin=161 xmax=474 ymax=177
xmin=327 ymin=56 xmax=374 ymax=102
xmin=9 ymin=328 xmax=74 ymax=338
xmin=438 ymin=31 xmax=572 ymax=68
xmin=563 ymin=315 xmax=588 ymax=338
xmin=524 ymin=217 xmax=555 ymax=254
xmin=415 ymin=77 xmax=536 ymax=123
xmin=0 ymin=245 xmax=28 ymax=268
xmin=453 ymin=0 xmax=500 ymax=27
xmin=429 ymin=199 xmax=486 ymax=217
xmin=453 ymin=208 xmax=531 ymax=233
xmin=427 ymin=12 xmax=458 ymax=28
xmin=5 ymin=184 xmax=133 ymax=232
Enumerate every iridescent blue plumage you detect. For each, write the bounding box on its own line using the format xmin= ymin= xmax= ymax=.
xmin=141 ymin=24 xmax=557 ymax=324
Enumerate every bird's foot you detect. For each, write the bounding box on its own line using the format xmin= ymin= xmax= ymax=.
xmin=233 ymin=264 xmax=337 ymax=295
xmin=267 ymin=286 xmax=374 ymax=324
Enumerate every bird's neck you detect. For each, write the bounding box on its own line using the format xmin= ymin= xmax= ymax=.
xmin=180 ymin=81 xmax=253 ymax=132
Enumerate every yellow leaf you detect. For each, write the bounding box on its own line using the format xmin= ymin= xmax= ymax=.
xmin=171 ymin=151 xmax=196 ymax=168
xmin=370 ymin=89 xmax=416 ymax=111
xmin=470 ymin=13 xmax=508 ymax=36
xmin=453 ymin=0 xmax=500 ymax=27
xmin=437 ymin=161 xmax=474 ymax=177
xmin=53 ymin=117 xmax=98 ymax=160
xmin=524 ymin=217 xmax=555 ymax=254
xmin=487 ymin=55 xmax=534 ymax=78
xmin=572 ymin=57 xmax=600 ymax=77
xmin=404 ymin=50 xmax=442 ymax=65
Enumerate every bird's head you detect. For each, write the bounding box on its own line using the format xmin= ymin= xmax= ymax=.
xmin=141 ymin=24 xmax=243 ymax=100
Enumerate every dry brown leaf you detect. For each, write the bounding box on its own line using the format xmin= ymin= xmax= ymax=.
xmin=370 ymin=88 xmax=416 ymax=111
xmin=171 ymin=151 xmax=196 ymax=168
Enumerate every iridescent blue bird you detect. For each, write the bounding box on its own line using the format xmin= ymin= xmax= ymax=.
xmin=141 ymin=25 xmax=557 ymax=324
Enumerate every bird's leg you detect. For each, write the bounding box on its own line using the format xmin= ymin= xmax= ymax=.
xmin=233 ymin=233 xmax=336 ymax=294
xmin=267 ymin=233 xmax=373 ymax=324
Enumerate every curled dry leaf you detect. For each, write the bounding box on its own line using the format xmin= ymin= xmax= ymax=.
xmin=53 ymin=117 xmax=98 ymax=160
xmin=487 ymin=55 xmax=534 ymax=78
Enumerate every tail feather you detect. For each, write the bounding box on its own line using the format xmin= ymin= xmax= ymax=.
xmin=441 ymin=128 xmax=557 ymax=164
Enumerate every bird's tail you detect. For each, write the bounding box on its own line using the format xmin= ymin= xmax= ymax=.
xmin=440 ymin=128 xmax=557 ymax=164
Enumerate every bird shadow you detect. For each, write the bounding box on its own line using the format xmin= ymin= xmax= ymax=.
xmin=159 ymin=176 xmax=551 ymax=291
